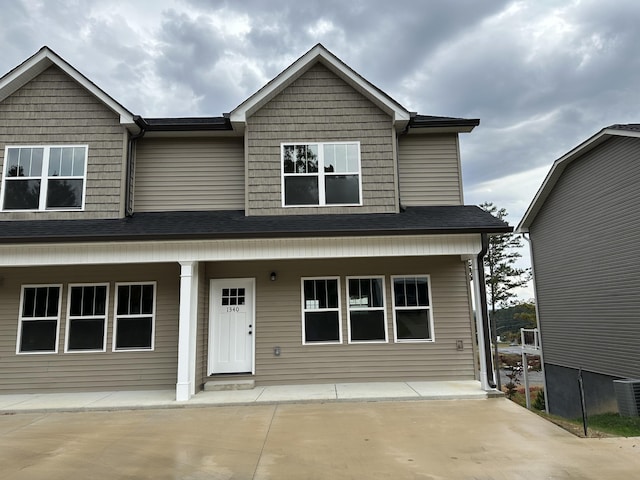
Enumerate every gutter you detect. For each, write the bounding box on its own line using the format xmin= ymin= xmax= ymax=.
xmin=477 ymin=233 xmax=497 ymax=388
xmin=125 ymin=116 xmax=147 ymax=217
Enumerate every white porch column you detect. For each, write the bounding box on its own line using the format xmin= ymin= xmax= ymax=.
xmin=176 ymin=261 xmax=199 ymax=401
xmin=471 ymin=257 xmax=491 ymax=391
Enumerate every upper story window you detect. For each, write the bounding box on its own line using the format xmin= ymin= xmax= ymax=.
xmin=1 ymin=145 xmax=87 ymax=211
xmin=282 ymin=142 xmax=361 ymax=207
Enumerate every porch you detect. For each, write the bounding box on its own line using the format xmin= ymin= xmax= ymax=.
xmin=0 ymin=380 xmax=499 ymax=414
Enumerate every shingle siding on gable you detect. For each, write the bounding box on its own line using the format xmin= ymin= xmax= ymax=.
xmin=398 ymin=134 xmax=463 ymax=206
xmin=245 ymin=63 xmax=398 ymax=216
xmin=134 ymin=137 xmax=245 ymax=212
xmin=530 ymin=136 xmax=640 ymax=379
xmin=0 ymin=66 xmax=126 ymax=220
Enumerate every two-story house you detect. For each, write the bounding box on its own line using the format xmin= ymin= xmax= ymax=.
xmin=0 ymin=45 xmax=509 ymax=401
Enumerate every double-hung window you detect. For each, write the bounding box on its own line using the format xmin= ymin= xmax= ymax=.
xmin=17 ymin=285 xmax=62 ymax=354
xmin=65 ymin=284 xmax=108 ymax=352
xmin=113 ymin=283 xmax=156 ymax=351
xmin=301 ymin=277 xmax=341 ymax=344
xmin=392 ymin=276 xmax=434 ymax=342
xmin=347 ymin=277 xmax=387 ymax=343
xmin=282 ymin=142 xmax=361 ymax=206
xmin=1 ymin=145 xmax=87 ymax=211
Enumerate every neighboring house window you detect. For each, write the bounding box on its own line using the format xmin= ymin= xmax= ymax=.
xmin=282 ymin=142 xmax=361 ymax=206
xmin=1 ymin=145 xmax=87 ymax=211
xmin=301 ymin=277 xmax=342 ymax=344
xmin=17 ymin=285 xmax=62 ymax=354
xmin=347 ymin=277 xmax=387 ymax=343
xmin=65 ymin=284 xmax=108 ymax=352
xmin=113 ymin=283 xmax=156 ymax=351
xmin=392 ymin=276 xmax=434 ymax=342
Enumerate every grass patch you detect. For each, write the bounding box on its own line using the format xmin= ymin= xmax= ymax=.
xmin=506 ymin=386 xmax=640 ymax=437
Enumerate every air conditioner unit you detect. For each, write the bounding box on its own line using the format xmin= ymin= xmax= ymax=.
xmin=613 ymin=379 xmax=640 ymax=417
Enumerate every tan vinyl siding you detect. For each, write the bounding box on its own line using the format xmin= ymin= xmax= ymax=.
xmin=246 ymin=63 xmax=398 ymax=216
xmin=398 ymin=133 xmax=463 ymax=206
xmin=530 ymin=136 xmax=640 ymax=379
xmin=134 ymin=137 xmax=245 ymax=212
xmin=201 ymin=256 xmax=474 ymax=386
xmin=0 ymin=263 xmax=179 ymax=393
xmin=0 ymin=66 xmax=126 ymax=220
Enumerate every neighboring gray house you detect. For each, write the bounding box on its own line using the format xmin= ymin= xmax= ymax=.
xmin=0 ymin=45 xmax=509 ymax=401
xmin=517 ymin=125 xmax=640 ymax=418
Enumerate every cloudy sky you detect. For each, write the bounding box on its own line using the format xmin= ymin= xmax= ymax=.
xmin=3 ymin=0 xmax=640 ymax=299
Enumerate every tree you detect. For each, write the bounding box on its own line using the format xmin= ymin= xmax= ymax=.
xmin=480 ymin=202 xmax=531 ymax=390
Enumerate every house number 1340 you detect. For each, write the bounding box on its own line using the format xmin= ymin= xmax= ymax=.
xmin=226 ymin=306 xmax=240 ymax=312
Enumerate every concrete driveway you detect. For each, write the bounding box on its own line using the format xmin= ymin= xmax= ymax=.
xmin=1 ymin=398 xmax=638 ymax=479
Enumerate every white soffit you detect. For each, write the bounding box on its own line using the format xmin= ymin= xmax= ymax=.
xmin=0 ymin=46 xmax=138 ymax=131
xmin=229 ymin=44 xmax=411 ymax=127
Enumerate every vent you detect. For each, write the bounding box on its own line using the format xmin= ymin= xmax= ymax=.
xmin=613 ymin=379 xmax=640 ymax=417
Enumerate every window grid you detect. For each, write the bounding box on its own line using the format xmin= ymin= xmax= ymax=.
xmin=301 ymin=277 xmax=342 ymax=345
xmin=65 ymin=284 xmax=109 ymax=353
xmin=16 ymin=285 xmax=62 ymax=354
xmin=1 ymin=145 xmax=88 ymax=211
xmin=346 ymin=276 xmax=388 ymax=344
xmin=391 ymin=275 xmax=435 ymax=342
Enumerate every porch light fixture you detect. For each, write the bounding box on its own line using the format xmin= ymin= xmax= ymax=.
xmin=270 ymin=272 xmax=277 ymax=281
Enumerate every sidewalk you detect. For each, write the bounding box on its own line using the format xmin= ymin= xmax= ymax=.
xmin=0 ymin=380 xmax=500 ymax=413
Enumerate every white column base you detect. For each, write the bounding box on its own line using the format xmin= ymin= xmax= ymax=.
xmin=176 ymin=382 xmax=192 ymax=402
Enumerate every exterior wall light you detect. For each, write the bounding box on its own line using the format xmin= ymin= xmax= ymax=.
xmin=270 ymin=272 xmax=277 ymax=281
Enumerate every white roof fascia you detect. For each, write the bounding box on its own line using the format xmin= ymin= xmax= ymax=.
xmin=516 ymin=127 xmax=640 ymax=233
xmin=229 ymin=44 xmax=410 ymax=128
xmin=0 ymin=47 xmax=138 ymax=131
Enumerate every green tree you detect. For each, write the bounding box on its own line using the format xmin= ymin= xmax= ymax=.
xmin=480 ymin=202 xmax=531 ymax=390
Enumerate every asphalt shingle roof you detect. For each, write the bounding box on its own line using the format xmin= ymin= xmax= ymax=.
xmin=0 ymin=206 xmax=510 ymax=244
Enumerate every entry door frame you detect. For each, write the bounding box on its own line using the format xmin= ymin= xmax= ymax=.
xmin=208 ymin=278 xmax=256 ymax=376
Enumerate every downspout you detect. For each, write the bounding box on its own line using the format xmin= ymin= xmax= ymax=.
xmin=522 ymin=232 xmax=549 ymax=412
xmin=125 ymin=115 xmax=147 ymax=217
xmin=477 ymin=233 xmax=497 ymax=388
xmin=396 ymin=122 xmax=410 ymax=211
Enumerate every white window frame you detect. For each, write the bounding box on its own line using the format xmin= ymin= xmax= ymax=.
xmin=391 ymin=275 xmax=435 ymax=343
xmin=301 ymin=276 xmax=343 ymax=345
xmin=281 ymin=141 xmax=362 ymax=207
xmin=346 ymin=276 xmax=388 ymax=344
xmin=112 ymin=282 xmax=156 ymax=352
xmin=64 ymin=283 xmax=109 ymax=353
xmin=16 ymin=284 xmax=63 ymax=355
xmin=1 ymin=145 xmax=88 ymax=211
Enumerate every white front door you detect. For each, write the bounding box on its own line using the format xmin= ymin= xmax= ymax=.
xmin=208 ymin=278 xmax=255 ymax=375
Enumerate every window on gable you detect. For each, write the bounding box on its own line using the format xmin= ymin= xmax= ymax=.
xmin=282 ymin=142 xmax=361 ymax=206
xmin=113 ymin=283 xmax=156 ymax=351
xmin=17 ymin=285 xmax=62 ymax=354
xmin=347 ymin=277 xmax=387 ymax=343
xmin=65 ymin=284 xmax=108 ymax=352
xmin=302 ymin=277 xmax=341 ymax=344
xmin=1 ymin=145 xmax=87 ymax=211
xmin=392 ymin=276 xmax=434 ymax=342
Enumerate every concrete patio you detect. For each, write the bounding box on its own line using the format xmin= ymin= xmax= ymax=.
xmin=0 ymin=380 xmax=498 ymax=413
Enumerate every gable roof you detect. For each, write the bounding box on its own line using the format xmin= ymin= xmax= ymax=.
xmin=0 ymin=46 xmax=138 ymax=131
xmin=517 ymin=124 xmax=640 ymax=232
xmin=229 ymin=44 xmax=411 ymax=130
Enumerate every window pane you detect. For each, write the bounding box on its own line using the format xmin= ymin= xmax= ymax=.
xmin=141 ymin=285 xmax=154 ymax=314
xmin=350 ymin=279 xmax=382 ymax=308
xmin=4 ymin=179 xmax=41 ymax=209
xmin=60 ymin=147 xmax=74 ymax=176
xmin=284 ymin=176 xmax=319 ymax=205
xmin=81 ymin=287 xmax=95 ymax=316
xmin=95 ymin=286 xmax=107 ymax=315
xmin=73 ymin=147 xmax=86 ymax=176
xmin=416 ymin=278 xmax=429 ymax=306
xmin=34 ymin=287 xmax=49 ymax=317
xmin=116 ymin=317 xmax=153 ymax=349
xmin=67 ymin=318 xmax=104 ymax=351
xmin=394 ymin=279 xmax=406 ymax=307
xmin=305 ymin=311 xmax=339 ymax=342
xmin=19 ymin=149 xmax=33 ymax=175
xmin=129 ymin=285 xmax=142 ymax=314
xmin=20 ymin=320 xmax=57 ymax=352
xmin=283 ymin=145 xmax=295 ymax=173
xmin=326 ymin=279 xmax=338 ymax=308
xmin=6 ymin=148 xmax=19 ymax=176
xmin=307 ymin=144 xmax=319 ymax=173
xmin=325 ymin=175 xmax=359 ymax=204
xmin=405 ymin=279 xmax=418 ymax=307
xmin=351 ymin=311 xmax=386 ymax=341
xmin=70 ymin=286 xmax=83 ymax=316
xmin=324 ymin=144 xmax=335 ymax=172
xmin=346 ymin=144 xmax=359 ymax=172
xmin=117 ymin=286 xmax=130 ymax=315
xmin=46 ymin=179 xmax=83 ymax=209
xmin=22 ymin=288 xmax=36 ymax=317
xmin=46 ymin=287 xmax=60 ymax=317
xmin=49 ymin=148 xmax=62 ymax=175
xmin=396 ymin=310 xmax=430 ymax=340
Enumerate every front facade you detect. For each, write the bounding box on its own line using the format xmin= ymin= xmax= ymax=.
xmin=0 ymin=45 xmax=508 ymax=400
xmin=518 ymin=125 xmax=640 ymax=418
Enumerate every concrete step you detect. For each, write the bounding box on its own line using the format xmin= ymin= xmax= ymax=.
xmin=204 ymin=379 xmax=255 ymax=391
